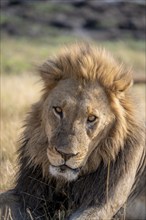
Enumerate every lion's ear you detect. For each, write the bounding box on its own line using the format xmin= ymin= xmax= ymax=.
xmin=38 ymin=60 xmax=62 ymax=89
xmin=112 ymin=71 xmax=133 ymax=93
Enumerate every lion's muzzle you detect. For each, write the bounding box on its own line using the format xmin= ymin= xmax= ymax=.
xmin=47 ymin=146 xmax=84 ymax=180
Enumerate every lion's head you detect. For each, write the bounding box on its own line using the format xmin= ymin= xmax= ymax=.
xmin=44 ymin=77 xmax=115 ymax=181
xmin=24 ymin=43 xmax=134 ymax=182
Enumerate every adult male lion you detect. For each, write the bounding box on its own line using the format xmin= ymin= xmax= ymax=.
xmin=0 ymin=44 xmax=145 ymax=220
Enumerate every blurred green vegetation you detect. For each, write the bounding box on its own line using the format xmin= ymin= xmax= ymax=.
xmin=1 ymin=34 xmax=79 ymax=74
xmin=33 ymin=2 xmax=74 ymax=13
xmin=1 ymin=35 xmax=145 ymax=76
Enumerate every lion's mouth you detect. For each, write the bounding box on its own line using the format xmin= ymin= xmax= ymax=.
xmin=52 ymin=164 xmax=80 ymax=173
xmin=49 ymin=164 xmax=81 ymax=181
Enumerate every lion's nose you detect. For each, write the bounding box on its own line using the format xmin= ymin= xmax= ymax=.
xmin=56 ymin=148 xmax=78 ymax=160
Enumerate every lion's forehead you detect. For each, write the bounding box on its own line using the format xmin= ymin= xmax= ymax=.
xmin=48 ymin=78 xmax=111 ymax=115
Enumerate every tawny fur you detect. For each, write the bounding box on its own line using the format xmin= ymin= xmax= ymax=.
xmin=0 ymin=43 xmax=145 ymax=220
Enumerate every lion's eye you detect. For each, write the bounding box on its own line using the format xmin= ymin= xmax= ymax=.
xmin=87 ymin=115 xmax=97 ymax=123
xmin=53 ymin=107 xmax=63 ymax=118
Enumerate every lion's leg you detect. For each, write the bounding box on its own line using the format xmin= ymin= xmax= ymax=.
xmin=69 ymin=145 xmax=144 ymax=220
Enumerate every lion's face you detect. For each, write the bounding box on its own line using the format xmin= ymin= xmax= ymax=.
xmin=43 ymin=78 xmax=114 ymax=181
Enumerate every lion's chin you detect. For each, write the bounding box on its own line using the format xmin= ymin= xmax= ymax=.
xmin=49 ymin=165 xmax=80 ymax=181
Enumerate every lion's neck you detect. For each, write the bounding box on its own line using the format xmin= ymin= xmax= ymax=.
xmin=15 ymin=156 xmax=75 ymax=218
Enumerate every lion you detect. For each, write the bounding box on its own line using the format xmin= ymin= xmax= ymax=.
xmin=0 ymin=43 xmax=145 ymax=220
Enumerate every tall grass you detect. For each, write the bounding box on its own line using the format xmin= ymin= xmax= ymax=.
xmin=0 ymin=74 xmax=41 ymax=190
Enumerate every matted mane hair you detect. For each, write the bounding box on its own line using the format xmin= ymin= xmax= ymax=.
xmin=39 ymin=43 xmax=132 ymax=92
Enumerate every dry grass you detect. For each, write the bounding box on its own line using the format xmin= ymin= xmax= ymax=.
xmin=0 ymin=36 xmax=145 ymax=191
xmin=0 ymin=74 xmax=41 ymax=190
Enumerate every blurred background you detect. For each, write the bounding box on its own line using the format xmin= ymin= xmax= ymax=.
xmin=0 ymin=0 xmax=146 ymax=219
